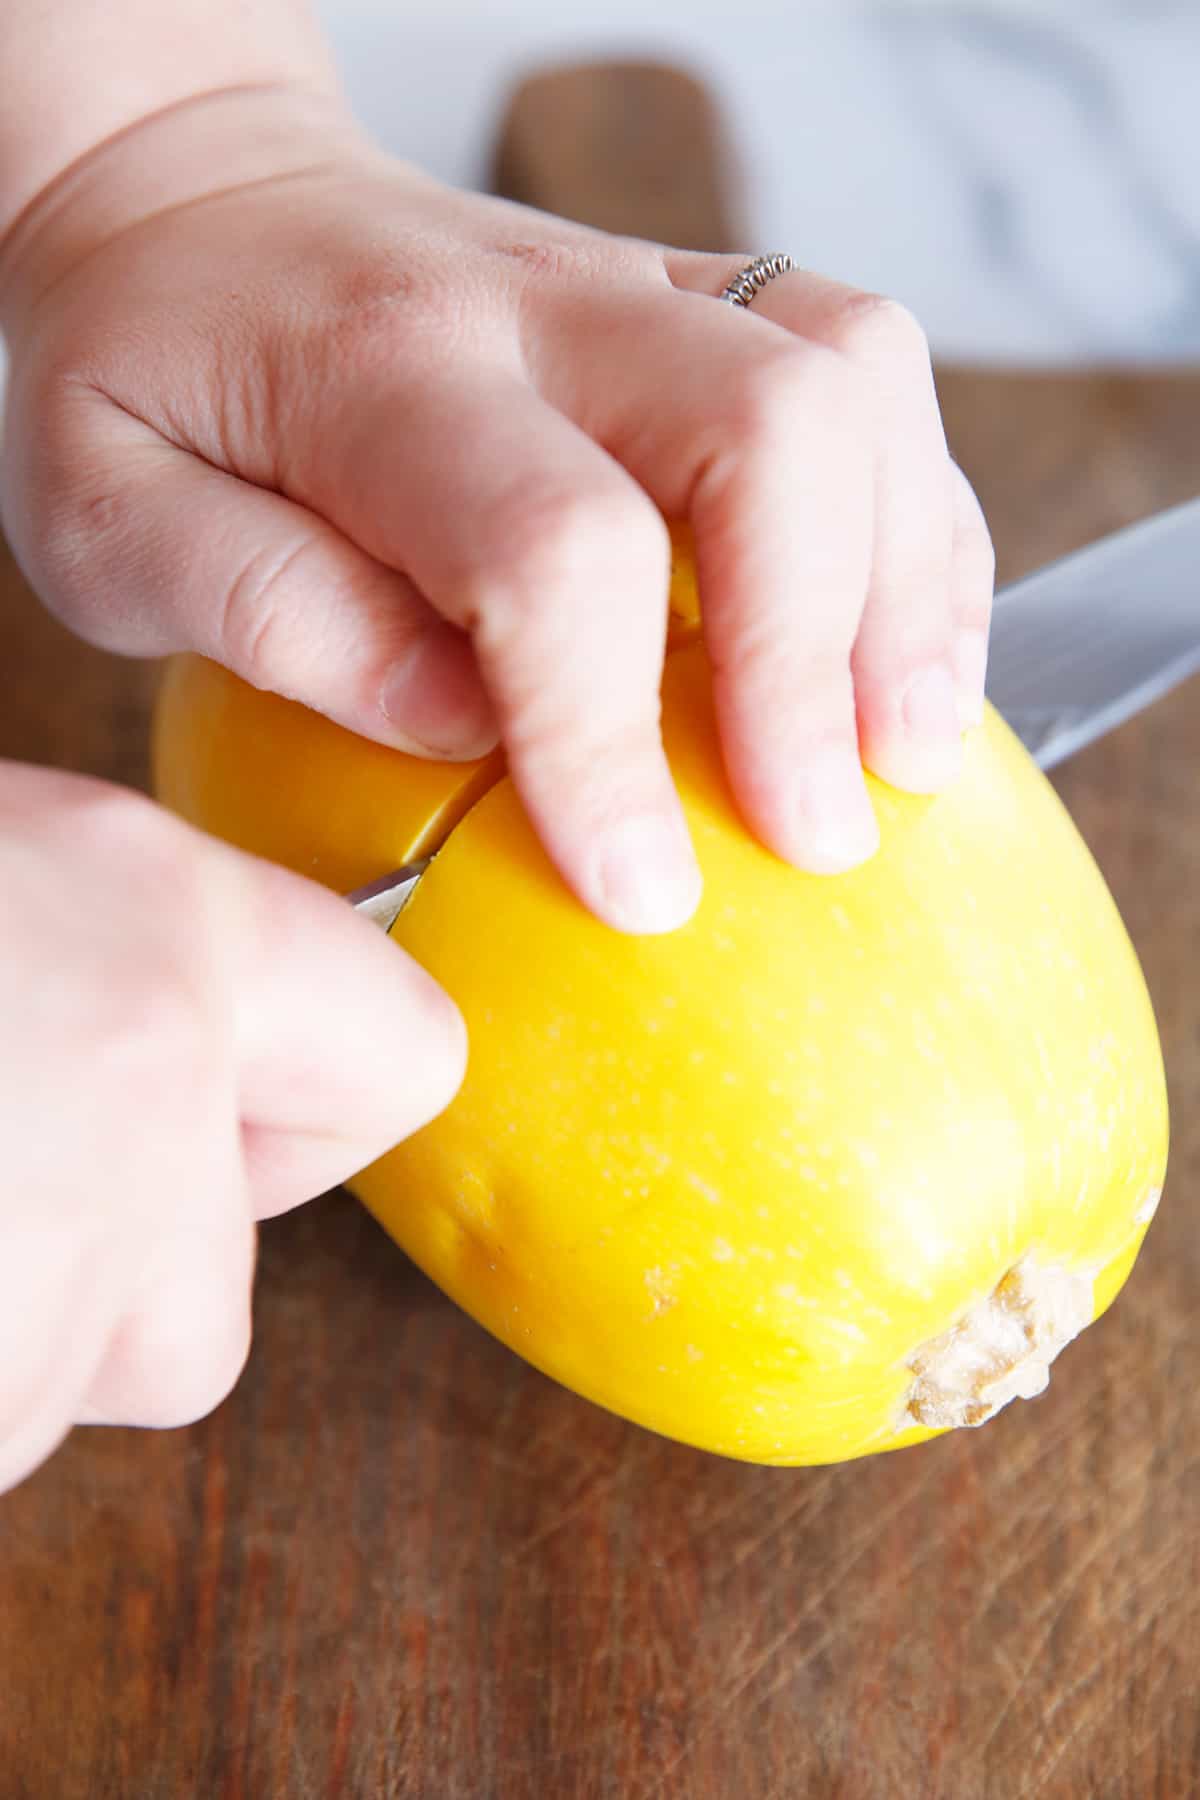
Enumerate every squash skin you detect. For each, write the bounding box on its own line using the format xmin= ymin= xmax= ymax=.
xmin=153 ymin=606 xmax=1168 ymax=1465
xmin=152 ymin=653 xmax=502 ymax=892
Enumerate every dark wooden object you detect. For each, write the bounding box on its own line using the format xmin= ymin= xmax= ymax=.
xmin=491 ymin=61 xmax=745 ymax=250
xmin=2 ymin=59 xmax=1199 ymax=1800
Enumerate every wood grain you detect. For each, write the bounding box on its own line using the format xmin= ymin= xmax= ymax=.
xmin=2 ymin=60 xmax=1199 ymax=1800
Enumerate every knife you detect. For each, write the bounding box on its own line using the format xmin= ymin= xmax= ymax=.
xmin=983 ymin=494 xmax=1200 ymax=768
xmin=349 ymin=495 xmax=1200 ymax=931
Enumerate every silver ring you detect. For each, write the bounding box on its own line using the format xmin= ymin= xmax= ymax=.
xmin=719 ymin=253 xmax=796 ymax=308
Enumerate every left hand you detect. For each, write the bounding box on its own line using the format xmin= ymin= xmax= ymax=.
xmin=0 ymin=87 xmax=993 ymax=935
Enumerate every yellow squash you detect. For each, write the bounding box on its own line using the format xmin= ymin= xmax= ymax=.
xmin=153 ymin=547 xmax=1167 ymax=1465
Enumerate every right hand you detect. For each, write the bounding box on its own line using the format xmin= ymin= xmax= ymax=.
xmin=0 ymin=761 xmax=465 ymax=1495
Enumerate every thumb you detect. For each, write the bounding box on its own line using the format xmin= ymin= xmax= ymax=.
xmin=9 ymin=391 xmax=497 ymax=760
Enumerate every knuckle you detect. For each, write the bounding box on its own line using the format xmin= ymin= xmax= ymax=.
xmin=871 ymin=516 xmax=954 ymax=604
xmin=316 ymin=262 xmax=456 ymax=368
xmin=494 ymin=231 xmax=664 ymax=293
xmin=8 ymin=468 xmax=138 ymax=651
xmin=508 ymin=719 xmax=668 ymax=847
xmin=716 ymin=628 xmax=854 ymax=717
xmin=493 ymin=236 xmax=600 ymax=286
xmin=506 ymin=696 xmax=657 ymax=793
xmin=727 ymin=345 xmax=863 ymax=448
xmin=855 ymin=553 xmax=957 ymax=664
xmin=219 ymin=533 xmax=318 ymax=687
xmin=73 ymin=784 xmax=196 ymax=910
xmin=462 ymin=485 xmax=668 ymax=637
xmin=3 ymin=356 xmax=179 ymax=656
xmin=115 ymin=1276 xmax=251 ymax=1429
xmin=706 ymin=604 xmax=784 ymax=687
xmin=61 ymin=781 xmax=169 ymax=884
xmin=824 ymin=291 xmax=931 ymax=369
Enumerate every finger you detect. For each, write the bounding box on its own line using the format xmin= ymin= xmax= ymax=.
xmin=24 ymin=778 xmax=466 ymax=1216
xmin=0 ymin=780 xmax=255 ymax=1453
xmin=306 ymin=370 xmax=702 ymax=934
xmin=215 ymin=851 xmax=469 ymax=1217
xmin=947 ymin=463 xmax=996 ymax=726
xmin=667 ymin=261 xmax=965 ymax=791
xmin=78 ymin=825 xmax=470 ymax=1424
xmin=66 ymin=824 xmax=257 ymax=1431
xmin=26 ymin=390 xmax=497 ymax=760
xmin=535 ymin=284 xmax=880 ymax=871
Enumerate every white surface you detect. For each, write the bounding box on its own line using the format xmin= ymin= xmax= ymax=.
xmin=316 ymin=1 xmax=1200 ymax=364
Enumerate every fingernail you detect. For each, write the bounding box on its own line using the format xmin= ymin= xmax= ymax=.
xmin=596 ymin=812 xmax=703 ymax=934
xmin=885 ymin=662 xmax=964 ymax=791
xmin=952 ymin=630 xmax=989 ymax=728
xmin=381 ymin=639 xmax=497 ymax=759
xmin=789 ymin=747 xmax=880 ymax=873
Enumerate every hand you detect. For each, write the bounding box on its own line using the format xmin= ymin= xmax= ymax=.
xmin=0 ymin=762 xmax=464 ymax=1494
xmin=0 ymin=88 xmax=994 ymax=935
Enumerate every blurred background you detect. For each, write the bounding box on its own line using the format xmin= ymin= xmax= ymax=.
xmin=315 ymin=0 xmax=1200 ymax=363
xmin=0 ymin=2 xmax=1196 ymax=398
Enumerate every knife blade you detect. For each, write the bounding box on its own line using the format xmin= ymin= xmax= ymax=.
xmin=350 ymin=496 xmax=1200 ymax=927
xmin=347 ymin=860 xmax=431 ymax=932
xmin=986 ymin=494 xmax=1200 ymax=769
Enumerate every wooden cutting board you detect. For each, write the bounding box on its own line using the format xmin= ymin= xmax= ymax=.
xmin=2 ymin=61 xmax=1198 ymax=1800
